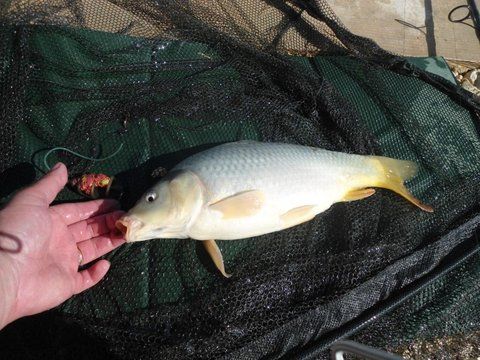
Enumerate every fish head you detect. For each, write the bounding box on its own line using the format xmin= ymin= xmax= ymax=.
xmin=116 ymin=170 xmax=205 ymax=242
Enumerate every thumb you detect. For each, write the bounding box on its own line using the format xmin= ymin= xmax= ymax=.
xmin=14 ymin=163 xmax=68 ymax=206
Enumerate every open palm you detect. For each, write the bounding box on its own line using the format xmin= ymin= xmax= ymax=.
xmin=0 ymin=163 xmax=125 ymax=327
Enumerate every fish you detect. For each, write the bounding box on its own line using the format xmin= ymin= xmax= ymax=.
xmin=116 ymin=140 xmax=433 ymax=277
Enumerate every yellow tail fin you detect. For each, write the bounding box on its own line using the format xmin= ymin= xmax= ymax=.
xmin=369 ymin=156 xmax=433 ymax=213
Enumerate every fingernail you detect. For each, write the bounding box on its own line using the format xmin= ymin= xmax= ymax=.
xmin=51 ymin=163 xmax=62 ymax=171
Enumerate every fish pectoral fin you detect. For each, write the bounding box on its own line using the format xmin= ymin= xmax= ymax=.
xmin=341 ymin=188 xmax=376 ymax=202
xmin=203 ymin=240 xmax=231 ymax=278
xmin=280 ymin=205 xmax=317 ymax=228
xmin=209 ymin=190 xmax=265 ymax=219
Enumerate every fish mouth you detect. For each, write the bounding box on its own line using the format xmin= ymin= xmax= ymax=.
xmin=115 ymin=216 xmax=144 ymax=242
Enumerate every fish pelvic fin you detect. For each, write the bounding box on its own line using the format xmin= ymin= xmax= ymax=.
xmin=280 ymin=205 xmax=317 ymax=228
xmin=368 ymin=155 xmax=433 ymax=213
xmin=203 ymin=240 xmax=231 ymax=278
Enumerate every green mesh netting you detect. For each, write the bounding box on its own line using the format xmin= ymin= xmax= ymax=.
xmin=1 ymin=1 xmax=480 ymax=359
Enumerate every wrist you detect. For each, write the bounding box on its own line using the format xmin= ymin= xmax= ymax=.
xmin=0 ymin=254 xmax=19 ymax=329
xmin=0 ymin=211 xmax=21 ymax=329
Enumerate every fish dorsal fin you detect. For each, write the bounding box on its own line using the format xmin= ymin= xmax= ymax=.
xmin=341 ymin=188 xmax=376 ymax=202
xmin=235 ymin=140 xmax=257 ymax=145
xmin=280 ymin=205 xmax=317 ymax=228
xmin=203 ymin=239 xmax=231 ymax=278
xmin=209 ymin=190 xmax=265 ymax=219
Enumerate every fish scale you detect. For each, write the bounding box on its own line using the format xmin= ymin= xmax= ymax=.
xmin=174 ymin=141 xmax=367 ymax=195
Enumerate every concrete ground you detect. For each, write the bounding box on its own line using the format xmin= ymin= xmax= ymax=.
xmin=327 ymin=0 xmax=480 ymax=61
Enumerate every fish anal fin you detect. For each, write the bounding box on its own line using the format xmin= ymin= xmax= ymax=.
xmin=203 ymin=240 xmax=231 ymax=278
xmin=209 ymin=190 xmax=265 ymax=219
xmin=341 ymin=188 xmax=376 ymax=202
xmin=280 ymin=205 xmax=317 ymax=228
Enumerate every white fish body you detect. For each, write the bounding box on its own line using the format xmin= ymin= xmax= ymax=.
xmin=174 ymin=141 xmax=384 ymax=240
xmin=117 ymin=141 xmax=432 ymax=277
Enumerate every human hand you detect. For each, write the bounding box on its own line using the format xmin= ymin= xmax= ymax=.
xmin=0 ymin=163 xmax=125 ymax=329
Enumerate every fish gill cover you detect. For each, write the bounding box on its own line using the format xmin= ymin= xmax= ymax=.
xmin=0 ymin=1 xmax=480 ymax=359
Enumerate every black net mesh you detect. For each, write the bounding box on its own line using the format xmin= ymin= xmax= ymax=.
xmin=1 ymin=1 xmax=480 ymax=359
xmin=353 ymin=240 xmax=480 ymax=360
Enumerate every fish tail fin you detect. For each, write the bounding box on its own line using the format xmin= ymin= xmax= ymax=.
xmin=368 ymin=156 xmax=433 ymax=212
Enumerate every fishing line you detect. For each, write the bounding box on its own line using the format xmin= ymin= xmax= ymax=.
xmin=42 ymin=142 xmax=124 ymax=171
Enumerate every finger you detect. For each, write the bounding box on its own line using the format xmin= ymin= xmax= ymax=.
xmin=69 ymin=210 xmax=125 ymax=242
xmin=52 ymin=199 xmax=120 ymax=226
xmin=74 ymin=260 xmax=110 ymax=295
xmin=77 ymin=234 xmax=125 ymax=265
xmin=13 ymin=163 xmax=68 ymax=206
xmin=105 ymin=209 xmax=124 ymax=234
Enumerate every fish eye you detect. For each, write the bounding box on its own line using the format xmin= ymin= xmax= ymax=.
xmin=145 ymin=191 xmax=157 ymax=202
